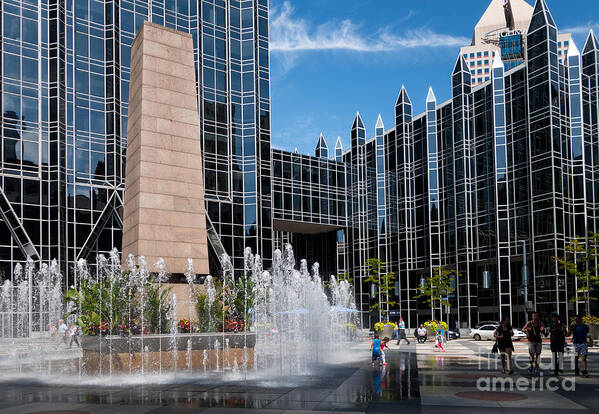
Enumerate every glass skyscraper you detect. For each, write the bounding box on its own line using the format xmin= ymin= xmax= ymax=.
xmin=274 ymin=0 xmax=599 ymax=327
xmin=0 ymin=0 xmax=271 ymax=282
xmin=1 ymin=0 xmax=598 ymax=327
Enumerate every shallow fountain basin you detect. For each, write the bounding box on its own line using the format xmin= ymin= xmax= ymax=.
xmin=82 ymin=332 xmax=255 ymax=374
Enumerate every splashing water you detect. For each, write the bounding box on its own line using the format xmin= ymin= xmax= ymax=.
xmin=214 ymin=339 xmax=220 ymax=372
xmin=0 ymin=244 xmax=358 ymax=383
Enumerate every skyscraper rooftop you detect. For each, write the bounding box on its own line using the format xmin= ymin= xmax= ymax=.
xmin=461 ymin=0 xmax=571 ymax=86
xmin=472 ymin=0 xmax=533 ymax=46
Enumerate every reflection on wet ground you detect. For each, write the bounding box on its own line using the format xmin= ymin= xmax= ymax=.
xmin=0 ymin=351 xmax=419 ymax=413
xmin=0 ymin=343 xmax=597 ymax=413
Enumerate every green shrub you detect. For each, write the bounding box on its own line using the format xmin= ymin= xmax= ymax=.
xmin=569 ymin=315 xmax=599 ymax=325
xmin=65 ymin=270 xmax=172 ymax=335
xmin=423 ymin=320 xmax=448 ymax=332
xmin=374 ymin=322 xmax=397 ymax=332
xmin=195 ymin=291 xmax=224 ymax=332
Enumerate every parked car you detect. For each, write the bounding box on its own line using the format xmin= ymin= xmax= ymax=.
xmin=512 ymin=328 xmax=526 ymax=341
xmin=447 ymin=329 xmax=461 ymax=340
xmin=474 ymin=320 xmax=500 ymax=329
xmin=471 ymin=324 xmax=499 ymax=341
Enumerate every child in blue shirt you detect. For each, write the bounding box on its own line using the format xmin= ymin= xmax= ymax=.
xmin=371 ymin=334 xmax=382 ymax=367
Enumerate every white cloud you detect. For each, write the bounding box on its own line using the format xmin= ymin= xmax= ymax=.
xmin=563 ymin=23 xmax=599 ymax=36
xmin=269 ymin=2 xmax=469 ymax=53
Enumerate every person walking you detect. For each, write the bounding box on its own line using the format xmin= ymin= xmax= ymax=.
xmin=494 ymin=317 xmax=514 ymax=374
xmin=522 ymin=311 xmax=546 ymax=374
xmin=549 ymin=314 xmax=567 ymax=376
xmin=569 ymin=315 xmax=590 ymax=377
xmin=396 ymin=317 xmax=410 ymax=345
xmin=435 ymin=328 xmax=446 ymax=352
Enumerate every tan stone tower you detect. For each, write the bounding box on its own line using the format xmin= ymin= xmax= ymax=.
xmin=122 ymin=22 xmax=209 ymax=275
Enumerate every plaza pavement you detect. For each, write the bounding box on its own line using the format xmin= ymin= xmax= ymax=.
xmin=390 ymin=337 xmax=599 ymax=413
xmin=0 ymin=338 xmax=596 ymax=413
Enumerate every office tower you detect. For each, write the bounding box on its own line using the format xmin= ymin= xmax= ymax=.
xmin=460 ymin=0 xmax=571 ymax=86
xmin=0 ymin=0 xmax=271 ymax=281
xmin=1 ymin=0 xmax=597 ymax=326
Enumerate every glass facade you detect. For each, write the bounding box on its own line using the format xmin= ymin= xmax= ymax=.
xmin=0 ymin=0 xmax=271 ymax=283
xmin=1 ymin=0 xmax=597 ymax=326
xmin=281 ymin=0 xmax=599 ymax=327
xmin=500 ymin=34 xmax=525 ymax=71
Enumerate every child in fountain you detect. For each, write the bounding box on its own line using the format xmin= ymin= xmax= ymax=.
xmin=58 ymin=319 xmax=68 ymax=345
xmin=380 ymin=337 xmax=390 ymax=366
xmin=371 ymin=334 xmax=382 ymax=367
xmin=67 ymin=323 xmax=81 ymax=349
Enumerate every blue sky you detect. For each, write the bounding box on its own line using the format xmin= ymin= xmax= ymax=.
xmin=268 ymin=0 xmax=599 ymax=154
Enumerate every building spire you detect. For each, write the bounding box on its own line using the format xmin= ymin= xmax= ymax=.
xmin=584 ymin=29 xmax=598 ymax=54
xmin=426 ymin=86 xmax=436 ymax=103
xmin=335 ymin=137 xmax=343 ymax=162
xmin=567 ymin=40 xmax=580 ymax=58
xmin=492 ymin=52 xmax=503 ymax=69
xmin=396 ymin=85 xmax=412 ymax=106
xmin=453 ymin=54 xmax=470 ymax=75
xmin=352 ymin=112 xmax=365 ymax=129
xmin=375 ymin=114 xmax=384 ymax=130
xmin=314 ymin=133 xmax=329 ymax=159
xmin=528 ymin=0 xmax=556 ymax=31
xmin=351 ymin=112 xmax=366 ymax=147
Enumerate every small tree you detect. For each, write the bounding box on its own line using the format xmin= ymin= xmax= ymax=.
xmin=554 ymin=233 xmax=599 ymax=316
xmin=336 ymin=271 xmax=354 ymax=285
xmin=415 ymin=266 xmax=459 ymax=321
xmin=365 ymin=258 xmax=397 ymax=323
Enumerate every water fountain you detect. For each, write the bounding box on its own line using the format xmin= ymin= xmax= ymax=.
xmin=0 ymin=244 xmax=358 ymax=384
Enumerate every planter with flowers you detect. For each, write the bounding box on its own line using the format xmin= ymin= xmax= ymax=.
xmin=424 ymin=320 xmax=448 ymax=337
xmin=374 ymin=322 xmax=396 ymax=339
xmin=584 ymin=315 xmax=599 ymax=341
xmin=178 ymin=319 xmax=191 ymax=333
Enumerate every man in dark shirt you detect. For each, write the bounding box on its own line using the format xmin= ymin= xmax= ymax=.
xmin=522 ymin=312 xmax=546 ymax=374
xmin=569 ymin=315 xmax=590 ymax=377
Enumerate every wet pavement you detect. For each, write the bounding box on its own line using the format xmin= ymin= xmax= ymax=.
xmin=0 ymin=340 xmax=597 ymax=413
xmin=0 ymin=349 xmax=417 ymax=414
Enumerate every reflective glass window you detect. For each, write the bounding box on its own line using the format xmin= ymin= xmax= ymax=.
xmin=22 ymin=142 xmax=38 ymax=166
xmin=22 ymin=97 xmax=38 ymax=122
xmin=4 ymin=53 xmax=20 ymax=80
xmin=75 ymin=108 xmax=89 ymax=130
xmin=22 ymin=18 xmax=37 ymax=44
xmin=90 ymin=36 xmax=104 ymax=60
xmin=242 ymin=8 xmax=252 ymax=28
xmin=91 ymin=1 xmax=104 ymax=23
xmin=76 ymin=149 xmax=89 ymax=173
xmin=23 ymin=57 xmax=37 ymax=83
xmin=3 ymin=93 xmax=20 ymax=119
xmin=215 ymin=6 xmax=225 ymax=26
xmin=90 ymin=111 xmax=105 ymax=134
xmin=75 ymin=1 xmax=89 ymax=19
xmin=122 ymin=10 xmax=134 ymax=33
xmin=203 ymin=3 xmax=214 ymax=23
xmin=4 ymin=14 xmax=20 ymax=40
xmin=90 ymin=74 xmax=104 ymax=97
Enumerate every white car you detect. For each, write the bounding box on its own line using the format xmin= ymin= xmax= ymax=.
xmin=512 ymin=328 xmax=526 ymax=341
xmin=471 ymin=324 xmax=499 ymax=341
